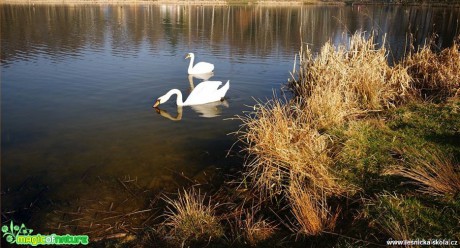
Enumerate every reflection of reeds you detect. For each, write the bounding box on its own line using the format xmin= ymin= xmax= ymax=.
xmin=162 ymin=188 xmax=223 ymax=245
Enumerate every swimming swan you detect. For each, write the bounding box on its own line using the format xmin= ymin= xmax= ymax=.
xmin=153 ymin=80 xmax=230 ymax=107
xmin=185 ymin=53 xmax=214 ymax=74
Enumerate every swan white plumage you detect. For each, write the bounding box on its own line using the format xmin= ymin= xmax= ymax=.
xmin=185 ymin=53 xmax=214 ymax=74
xmin=153 ymin=80 xmax=230 ymax=107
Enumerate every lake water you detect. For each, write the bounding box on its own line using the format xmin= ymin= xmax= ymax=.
xmin=1 ymin=4 xmax=459 ymax=231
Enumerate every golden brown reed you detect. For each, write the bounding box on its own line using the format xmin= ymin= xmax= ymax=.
xmin=292 ymin=33 xmax=411 ymax=129
xmin=404 ymin=38 xmax=460 ymax=99
xmin=288 ymin=178 xmax=339 ymax=236
xmin=236 ymin=98 xmax=348 ymax=237
xmin=237 ymin=98 xmax=343 ymax=197
xmin=162 ymin=188 xmax=223 ymax=244
xmin=385 ymin=149 xmax=460 ymax=197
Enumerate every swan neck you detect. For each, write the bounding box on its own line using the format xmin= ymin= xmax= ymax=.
xmin=175 ymin=91 xmax=184 ymax=106
xmin=165 ymin=89 xmax=184 ymax=106
xmin=188 ymin=54 xmax=195 ymax=71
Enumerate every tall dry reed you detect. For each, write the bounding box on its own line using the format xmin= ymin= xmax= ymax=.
xmin=237 ymin=98 xmax=343 ymax=198
xmin=404 ymin=37 xmax=460 ymax=99
xmin=292 ymin=33 xmax=411 ymax=129
xmin=288 ymin=178 xmax=339 ymax=236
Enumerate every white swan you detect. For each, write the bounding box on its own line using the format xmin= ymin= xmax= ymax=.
xmin=153 ymin=80 xmax=230 ymax=107
xmin=185 ymin=53 xmax=214 ymax=74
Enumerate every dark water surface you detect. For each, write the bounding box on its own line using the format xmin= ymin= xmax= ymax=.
xmin=1 ymin=4 xmax=459 ymax=230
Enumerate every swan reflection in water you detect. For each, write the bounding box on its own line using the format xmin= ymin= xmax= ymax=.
xmin=154 ymin=100 xmax=229 ymax=121
xmin=188 ymin=73 xmax=214 ymax=91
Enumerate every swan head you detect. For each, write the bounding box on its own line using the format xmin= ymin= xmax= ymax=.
xmin=153 ymin=95 xmax=167 ymax=108
xmin=153 ymin=98 xmax=162 ymax=108
xmin=153 ymin=89 xmax=181 ymax=108
xmin=185 ymin=53 xmax=194 ymax=59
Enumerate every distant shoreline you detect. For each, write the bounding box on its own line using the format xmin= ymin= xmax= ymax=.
xmin=0 ymin=0 xmax=300 ymax=5
xmin=1 ymin=0 xmax=459 ymax=6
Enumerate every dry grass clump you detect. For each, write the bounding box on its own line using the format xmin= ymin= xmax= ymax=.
xmin=404 ymin=38 xmax=460 ymax=99
xmin=237 ymin=98 xmax=345 ymax=197
xmin=234 ymin=208 xmax=277 ymax=246
xmin=291 ymin=32 xmax=411 ymax=129
xmin=288 ymin=179 xmax=339 ymax=236
xmin=385 ymin=149 xmax=460 ymax=197
xmin=162 ymin=188 xmax=223 ymax=244
xmin=236 ymin=98 xmax=345 ymax=237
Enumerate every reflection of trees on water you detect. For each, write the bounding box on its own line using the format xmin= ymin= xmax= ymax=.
xmin=1 ymin=4 xmax=459 ymax=63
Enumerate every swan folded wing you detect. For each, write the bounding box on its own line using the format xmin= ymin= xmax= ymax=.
xmin=185 ymin=81 xmax=224 ymax=105
xmin=192 ymin=62 xmax=214 ymax=73
xmin=218 ymin=80 xmax=230 ymax=98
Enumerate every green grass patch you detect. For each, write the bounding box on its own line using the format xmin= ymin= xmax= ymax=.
xmin=328 ymin=99 xmax=460 ymax=244
xmin=387 ymin=100 xmax=460 ymax=159
xmin=364 ymin=193 xmax=460 ymax=241
xmin=333 ymin=99 xmax=460 ymax=194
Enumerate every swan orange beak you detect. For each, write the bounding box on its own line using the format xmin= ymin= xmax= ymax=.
xmin=153 ymin=99 xmax=160 ymax=108
xmin=185 ymin=54 xmax=190 ymax=59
